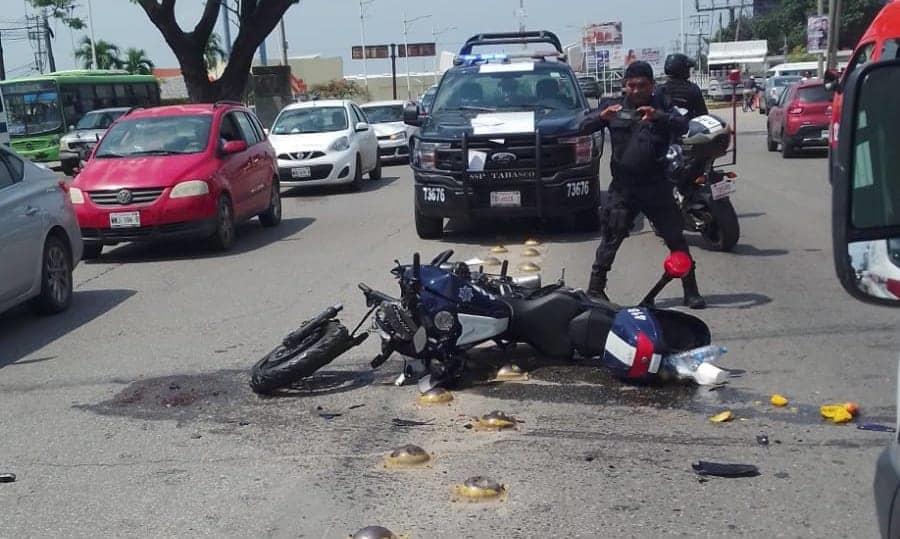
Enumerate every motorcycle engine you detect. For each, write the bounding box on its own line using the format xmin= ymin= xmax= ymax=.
xmin=376 ymin=303 xmax=418 ymax=342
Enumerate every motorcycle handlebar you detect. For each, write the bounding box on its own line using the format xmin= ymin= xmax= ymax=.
xmin=283 ymin=304 xmax=343 ymax=347
xmin=358 ymin=282 xmax=399 ymax=306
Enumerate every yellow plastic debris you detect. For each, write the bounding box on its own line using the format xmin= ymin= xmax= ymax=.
xmin=770 ymin=394 xmax=789 ymax=407
xmin=821 ymin=404 xmax=854 ymax=424
xmin=709 ymin=410 xmax=734 ymax=423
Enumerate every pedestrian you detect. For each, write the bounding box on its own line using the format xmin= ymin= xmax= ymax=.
xmin=659 ymin=53 xmax=708 ymax=120
xmin=588 ymin=61 xmax=706 ymax=309
xmin=742 ymin=78 xmax=757 ymax=112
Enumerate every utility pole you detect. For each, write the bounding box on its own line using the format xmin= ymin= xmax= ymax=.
xmin=390 ymin=43 xmax=398 ymax=100
xmin=43 ymin=12 xmax=56 ymax=73
xmin=359 ymin=0 xmax=374 ymax=89
xmin=681 ymin=0 xmax=686 ymax=53
xmin=87 ymin=0 xmax=97 ymax=69
xmin=817 ymin=0 xmax=825 ymax=77
xmin=431 ymin=24 xmax=456 ymax=84
xmin=517 ymin=0 xmax=527 ymax=33
xmin=826 ymin=0 xmax=842 ymax=71
xmin=0 ymin=31 xmax=6 ymax=80
xmin=402 ymin=12 xmax=431 ymax=99
xmin=279 ymin=18 xmax=288 ymax=66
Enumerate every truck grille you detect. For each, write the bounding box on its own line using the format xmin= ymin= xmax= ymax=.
xmin=434 ymin=135 xmax=575 ymax=176
xmin=88 ymin=187 xmax=164 ymax=206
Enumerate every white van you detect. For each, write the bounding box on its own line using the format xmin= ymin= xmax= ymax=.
xmin=766 ymin=61 xmax=848 ymax=78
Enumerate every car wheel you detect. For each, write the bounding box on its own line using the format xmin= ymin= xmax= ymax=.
xmin=259 ymin=179 xmax=282 ymax=227
xmin=369 ymin=155 xmax=382 ymax=180
xmin=766 ymin=127 xmax=778 ymax=152
xmin=34 ymin=235 xmax=73 ymax=315
xmin=415 ymin=205 xmax=443 ymax=239
xmin=82 ymin=241 xmax=103 ymax=260
xmin=209 ymin=194 xmax=235 ymax=251
xmin=349 ymin=154 xmax=364 ymax=191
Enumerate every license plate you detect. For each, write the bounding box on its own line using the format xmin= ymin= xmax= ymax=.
xmin=821 ymin=129 xmax=829 ymax=139
xmin=490 ymin=191 xmax=521 ymax=207
xmin=710 ymin=179 xmax=736 ymax=201
xmin=110 ymin=211 xmax=140 ymax=228
xmin=291 ymin=167 xmax=311 ymax=178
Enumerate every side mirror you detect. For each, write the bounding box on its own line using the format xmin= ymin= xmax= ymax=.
xmin=222 ymin=140 xmax=248 ymax=155
xmin=832 ymin=59 xmax=900 ymax=306
xmin=403 ymin=102 xmax=422 ymax=127
xmin=355 ymin=122 xmax=370 ymax=132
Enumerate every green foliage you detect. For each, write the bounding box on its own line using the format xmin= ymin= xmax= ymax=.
xmin=26 ymin=0 xmax=84 ymax=29
xmin=123 ymin=48 xmax=155 ymax=75
xmin=74 ymin=36 xmax=122 ymax=70
xmin=308 ymin=79 xmax=369 ymax=101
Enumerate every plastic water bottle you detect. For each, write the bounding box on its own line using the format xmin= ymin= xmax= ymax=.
xmin=663 ymin=345 xmax=728 ymax=385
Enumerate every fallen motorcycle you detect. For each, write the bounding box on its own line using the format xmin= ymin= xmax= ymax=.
xmin=667 ymin=114 xmax=741 ymax=252
xmin=249 ymin=250 xmax=713 ymax=394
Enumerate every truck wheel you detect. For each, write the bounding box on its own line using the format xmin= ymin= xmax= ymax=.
xmin=415 ymin=206 xmax=443 ymax=239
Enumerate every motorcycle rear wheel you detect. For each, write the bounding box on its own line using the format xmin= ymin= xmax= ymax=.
xmin=700 ymin=199 xmax=740 ymax=252
xmin=250 ymin=320 xmax=351 ymax=394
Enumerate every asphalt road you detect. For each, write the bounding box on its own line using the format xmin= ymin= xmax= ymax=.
xmin=2 ymin=110 xmax=900 ymax=538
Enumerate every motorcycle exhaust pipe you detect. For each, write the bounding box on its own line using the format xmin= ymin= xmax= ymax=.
xmin=512 ymin=274 xmax=541 ymax=289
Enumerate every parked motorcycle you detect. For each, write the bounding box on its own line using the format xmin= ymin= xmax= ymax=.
xmin=249 ymin=250 xmax=712 ymax=394
xmin=668 ymin=114 xmax=741 ymax=252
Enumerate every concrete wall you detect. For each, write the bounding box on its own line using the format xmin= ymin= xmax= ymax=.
xmin=346 ymin=73 xmax=439 ymax=104
xmin=286 ymin=56 xmax=344 ymax=87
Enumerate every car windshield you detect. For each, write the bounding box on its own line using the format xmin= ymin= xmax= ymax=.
xmin=798 ymin=85 xmax=831 ymax=103
xmin=773 ymin=76 xmax=802 ymax=88
xmin=75 ymin=110 xmax=125 ymax=130
xmin=361 ymin=105 xmax=403 ymax=123
xmin=272 ymin=107 xmax=348 ymax=134
xmin=3 ymin=84 xmax=63 ymax=136
xmin=95 ymin=115 xmax=212 ymax=157
xmin=431 ymin=65 xmax=581 ymax=113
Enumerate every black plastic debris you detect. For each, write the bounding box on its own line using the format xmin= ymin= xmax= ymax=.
xmin=348 ymin=404 xmax=366 ymax=410
xmin=692 ymin=461 xmax=760 ymax=478
xmin=391 ymin=418 xmax=434 ymax=427
xmin=0 ymin=473 xmax=16 ymax=483
xmin=756 ymin=434 xmax=769 ymax=446
xmin=858 ymin=423 xmax=897 ymax=433
xmin=318 ymin=412 xmax=342 ymax=420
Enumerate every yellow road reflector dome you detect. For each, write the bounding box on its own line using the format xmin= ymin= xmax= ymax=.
xmin=518 ymin=262 xmax=541 ymax=273
xmin=490 ymin=246 xmax=508 ymax=254
xmin=521 ymin=247 xmax=541 ymax=257
xmin=351 ymin=526 xmax=398 ymax=539
xmin=709 ymin=410 xmax=734 ymax=423
xmin=417 ymin=387 xmax=454 ymax=405
xmin=770 ymin=394 xmax=788 ymax=407
xmin=383 ymin=444 xmax=432 ymax=468
xmin=524 ymin=239 xmax=541 ymax=246
xmin=473 ymin=410 xmax=517 ymax=430
xmin=495 ymin=363 xmax=528 ymax=381
xmin=453 ymin=476 xmax=507 ymax=502
xmin=483 ymin=257 xmax=502 ymax=267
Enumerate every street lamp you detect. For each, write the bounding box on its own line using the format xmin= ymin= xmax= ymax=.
xmin=431 ymin=24 xmax=456 ymax=84
xmin=402 ymin=12 xmax=431 ymax=99
xmin=359 ymin=0 xmax=375 ymax=88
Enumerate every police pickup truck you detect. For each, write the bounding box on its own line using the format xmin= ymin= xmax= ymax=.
xmin=403 ymin=31 xmax=604 ymax=238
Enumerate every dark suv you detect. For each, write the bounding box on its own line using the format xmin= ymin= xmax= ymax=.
xmin=403 ymin=31 xmax=603 ymax=239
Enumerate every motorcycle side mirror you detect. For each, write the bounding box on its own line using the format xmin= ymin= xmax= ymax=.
xmin=664 ymin=251 xmax=693 ymax=279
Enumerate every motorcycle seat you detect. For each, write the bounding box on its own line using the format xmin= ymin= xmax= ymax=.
xmin=505 ymin=292 xmax=584 ymax=358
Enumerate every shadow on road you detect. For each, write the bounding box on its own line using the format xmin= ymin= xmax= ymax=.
xmin=687 ymin=236 xmax=789 ymax=257
xmin=90 ymin=217 xmax=315 ymax=263
xmin=654 ymin=292 xmax=773 ymax=310
xmin=282 ymin=176 xmax=399 ymax=198
xmin=0 ymin=288 xmax=137 ymax=368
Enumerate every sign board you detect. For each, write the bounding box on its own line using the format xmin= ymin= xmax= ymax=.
xmin=398 ymin=42 xmax=436 ymax=58
xmin=595 ymin=46 xmax=625 ymax=69
xmin=352 ymin=45 xmax=391 ymax=60
xmin=582 ymin=22 xmax=623 ymax=47
xmin=807 ymin=15 xmax=829 ymax=54
xmin=638 ymin=47 xmax=664 ymax=73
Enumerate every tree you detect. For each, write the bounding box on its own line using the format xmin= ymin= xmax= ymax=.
xmin=26 ymin=0 xmax=84 ymax=29
xmin=74 ymin=36 xmax=123 ymax=70
xmin=205 ymin=33 xmax=227 ymax=71
xmin=123 ymin=48 xmax=155 ymax=75
xmin=308 ymin=80 xmax=369 ymax=101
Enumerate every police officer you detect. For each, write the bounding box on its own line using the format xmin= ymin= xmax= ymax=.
xmin=659 ymin=53 xmax=708 ymax=120
xmin=588 ymin=61 xmax=706 ymax=309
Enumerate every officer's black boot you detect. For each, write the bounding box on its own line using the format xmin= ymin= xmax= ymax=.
xmin=681 ymin=268 xmax=706 ymax=310
xmin=587 ymin=272 xmax=610 ymax=302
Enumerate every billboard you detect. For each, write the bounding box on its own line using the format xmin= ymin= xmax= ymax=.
xmin=807 ymin=15 xmax=829 ymax=54
xmin=351 ymin=45 xmax=391 ymax=60
xmin=398 ymin=43 xmax=436 ymax=58
xmin=638 ymin=47 xmax=664 ymax=73
xmin=583 ymin=22 xmax=623 ymax=47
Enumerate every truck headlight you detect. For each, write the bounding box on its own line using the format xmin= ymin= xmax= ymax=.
xmin=560 ymin=135 xmax=594 ymax=165
xmin=413 ymin=141 xmax=449 ymax=170
xmin=170 ymin=180 xmax=210 ymax=199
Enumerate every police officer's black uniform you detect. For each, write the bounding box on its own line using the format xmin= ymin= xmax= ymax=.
xmin=659 ymin=54 xmax=708 ymax=120
xmin=588 ymin=61 xmax=705 ymax=309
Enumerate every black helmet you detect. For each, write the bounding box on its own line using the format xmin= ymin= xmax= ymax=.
xmin=665 ymin=53 xmax=696 ymax=80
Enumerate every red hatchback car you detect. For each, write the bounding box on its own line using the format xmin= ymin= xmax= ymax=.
xmin=70 ymin=102 xmax=281 ymax=258
xmin=766 ymin=79 xmax=832 ymax=158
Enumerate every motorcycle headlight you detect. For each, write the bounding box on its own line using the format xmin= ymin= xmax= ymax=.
xmin=390 ymin=131 xmax=407 ymax=141
xmin=69 ymin=186 xmax=85 ymax=204
xmin=329 ymin=136 xmax=350 ymax=152
xmin=169 ymin=180 xmax=210 ymax=199
xmin=413 ymin=141 xmax=449 ymax=170
xmin=433 ymin=311 xmax=456 ymax=332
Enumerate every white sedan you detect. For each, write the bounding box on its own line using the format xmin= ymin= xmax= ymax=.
xmin=360 ymin=100 xmax=418 ymax=162
xmin=268 ymin=99 xmax=381 ymax=191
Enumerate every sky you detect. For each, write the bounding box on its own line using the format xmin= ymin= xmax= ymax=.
xmin=0 ymin=0 xmax=701 ymax=79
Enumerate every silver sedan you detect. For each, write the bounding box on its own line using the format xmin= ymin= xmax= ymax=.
xmin=0 ymin=145 xmax=82 ymax=315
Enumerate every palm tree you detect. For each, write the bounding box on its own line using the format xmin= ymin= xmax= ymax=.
xmin=204 ymin=33 xmax=228 ymax=70
xmin=74 ymin=36 xmax=123 ymax=70
xmin=123 ymin=48 xmax=154 ymax=75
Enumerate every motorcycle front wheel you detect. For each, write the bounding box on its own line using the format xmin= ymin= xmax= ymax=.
xmin=250 ymin=320 xmax=351 ymax=394
xmin=700 ymin=199 xmax=740 ymax=252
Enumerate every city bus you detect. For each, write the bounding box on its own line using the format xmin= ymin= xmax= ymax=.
xmin=0 ymin=70 xmax=161 ymax=162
